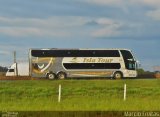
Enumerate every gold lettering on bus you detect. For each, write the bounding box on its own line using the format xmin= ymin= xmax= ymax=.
xmin=98 ymin=58 xmax=113 ymax=63
xmin=83 ymin=58 xmax=113 ymax=63
xmin=83 ymin=58 xmax=96 ymax=63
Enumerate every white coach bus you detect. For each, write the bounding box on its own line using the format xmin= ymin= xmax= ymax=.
xmin=29 ymin=48 xmax=138 ymax=79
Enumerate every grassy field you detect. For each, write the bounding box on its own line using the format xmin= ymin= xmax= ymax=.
xmin=0 ymin=79 xmax=160 ymax=111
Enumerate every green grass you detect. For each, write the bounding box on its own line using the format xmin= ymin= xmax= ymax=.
xmin=0 ymin=79 xmax=160 ymax=111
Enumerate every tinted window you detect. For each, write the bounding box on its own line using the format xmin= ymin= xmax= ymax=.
xmin=128 ymin=61 xmax=136 ymax=70
xmin=8 ymin=69 xmax=14 ymax=72
xmin=31 ymin=50 xmax=120 ymax=57
xmin=120 ymin=50 xmax=133 ymax=60
xmin=63 ymin=63 xmax=120 ymax=69
xmin=120 ymin=50 xmax=135 ymax=70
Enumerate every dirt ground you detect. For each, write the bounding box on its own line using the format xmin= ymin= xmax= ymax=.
xmin=0 ymin=76 xmax=40 ymax=80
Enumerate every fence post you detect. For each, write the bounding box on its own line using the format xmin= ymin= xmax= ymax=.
xmin=58 ymin=84 xmax=61 ymax=102
xmin=124 ymin=84 xmax=126 ymax=101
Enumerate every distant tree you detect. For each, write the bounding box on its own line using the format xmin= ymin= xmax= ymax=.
xmin=0 ymin=66 xmax=8 ymax=72
xmin=137 ymin=68 xmax=145 ymax=74
xmin=137 ymin=68 xmax=155 ymax=78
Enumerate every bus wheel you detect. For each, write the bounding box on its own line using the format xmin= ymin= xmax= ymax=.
xmin=113 ymin=72 xmax=123 ymax=79
xmin=57 ymin=72 xmax=66 ymax=80
xmin=47 ymin=73 xmax=56 ymax=80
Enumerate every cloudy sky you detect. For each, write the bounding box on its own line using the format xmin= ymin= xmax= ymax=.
xmin=0 ymin=0 xmax=160 ymax=71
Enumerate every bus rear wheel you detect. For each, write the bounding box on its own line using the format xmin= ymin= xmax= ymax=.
xmin=113 ymin=72 xmax=123 ymax=79
xmin=57 ymin=72 xmax=66 ymax=80
xmin=47 ymin=73 xmax=56 ymax=80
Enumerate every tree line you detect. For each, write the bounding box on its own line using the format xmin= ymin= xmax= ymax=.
xmin=0 ymin=66 xmax=8 ymax=72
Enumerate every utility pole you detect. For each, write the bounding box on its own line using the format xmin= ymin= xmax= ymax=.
xmin=14 ymin=51 xmax=16 ymax=63
xmin=13 ymin=51 xmax=18 ymax=76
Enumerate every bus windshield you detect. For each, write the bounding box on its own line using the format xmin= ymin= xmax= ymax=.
xmin=120 ymin=50 xmax=136 ymax=70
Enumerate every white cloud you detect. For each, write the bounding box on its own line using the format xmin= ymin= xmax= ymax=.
xmin=89 ymin=0 xmax=160 ymax=22
xmin=129 ymin=0 xmax=160 ymax=21
xmin=0 ymin=51 xmax=10 ymax=55
xmin=132 ymin=0 xmax=160 ymax=7
xmin=0 ymin=16 xmax=125 ymax=38
xmin=83 ymin=0 xmax=160 ymax=7
xmin=0 ymin=16 xmax=90 ymax=37
xmin=84 ymin=0 xmax=124 ymax=6
xmin=0 ymin=27 xmax=70 ymax=37
xmin=89 ymin=18 xmax=123 ymax=37
xmin=147 ymin=9 xmax=160 ymax=21
xmin=135 ymin=0 xmax=160 ymax=21
xmin=0 ymin=16 xmax=88 ymax=28
xmin=91 ymin=25 xmax=122 ymax=37
xmin=96 ymin=18 xmax=116 ymax=25
xmin=92 ymin=27 xmax=121 ymax=37
xmin=80 ymin=0 xmax=131 ymax=13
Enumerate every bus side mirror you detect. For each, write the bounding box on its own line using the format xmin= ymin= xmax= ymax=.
xmin=127 ymin=59 xmax=134 ymax=61
xmin=136 ymin=60 xmax=141 ymax=68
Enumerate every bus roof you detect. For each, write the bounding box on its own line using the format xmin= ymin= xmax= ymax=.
xmin=30 ymin=48 xmax=131 ymax=51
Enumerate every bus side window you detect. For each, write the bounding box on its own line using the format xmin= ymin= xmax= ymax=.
xmin=128 ymin=62 xmax=135 ymax=70
xmin=129 ymin=63 xmax=132 ymax=69
xmin=68 ymin=51 xmax=71 ymax=54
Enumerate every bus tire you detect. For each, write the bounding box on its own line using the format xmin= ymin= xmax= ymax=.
xmin=57 ymin=72 xmax=66 ymax=80
xmin=47 ymin=73 xmax=56 ymax=80
xmin=113 ymin=72 xmax=123 ymax=79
